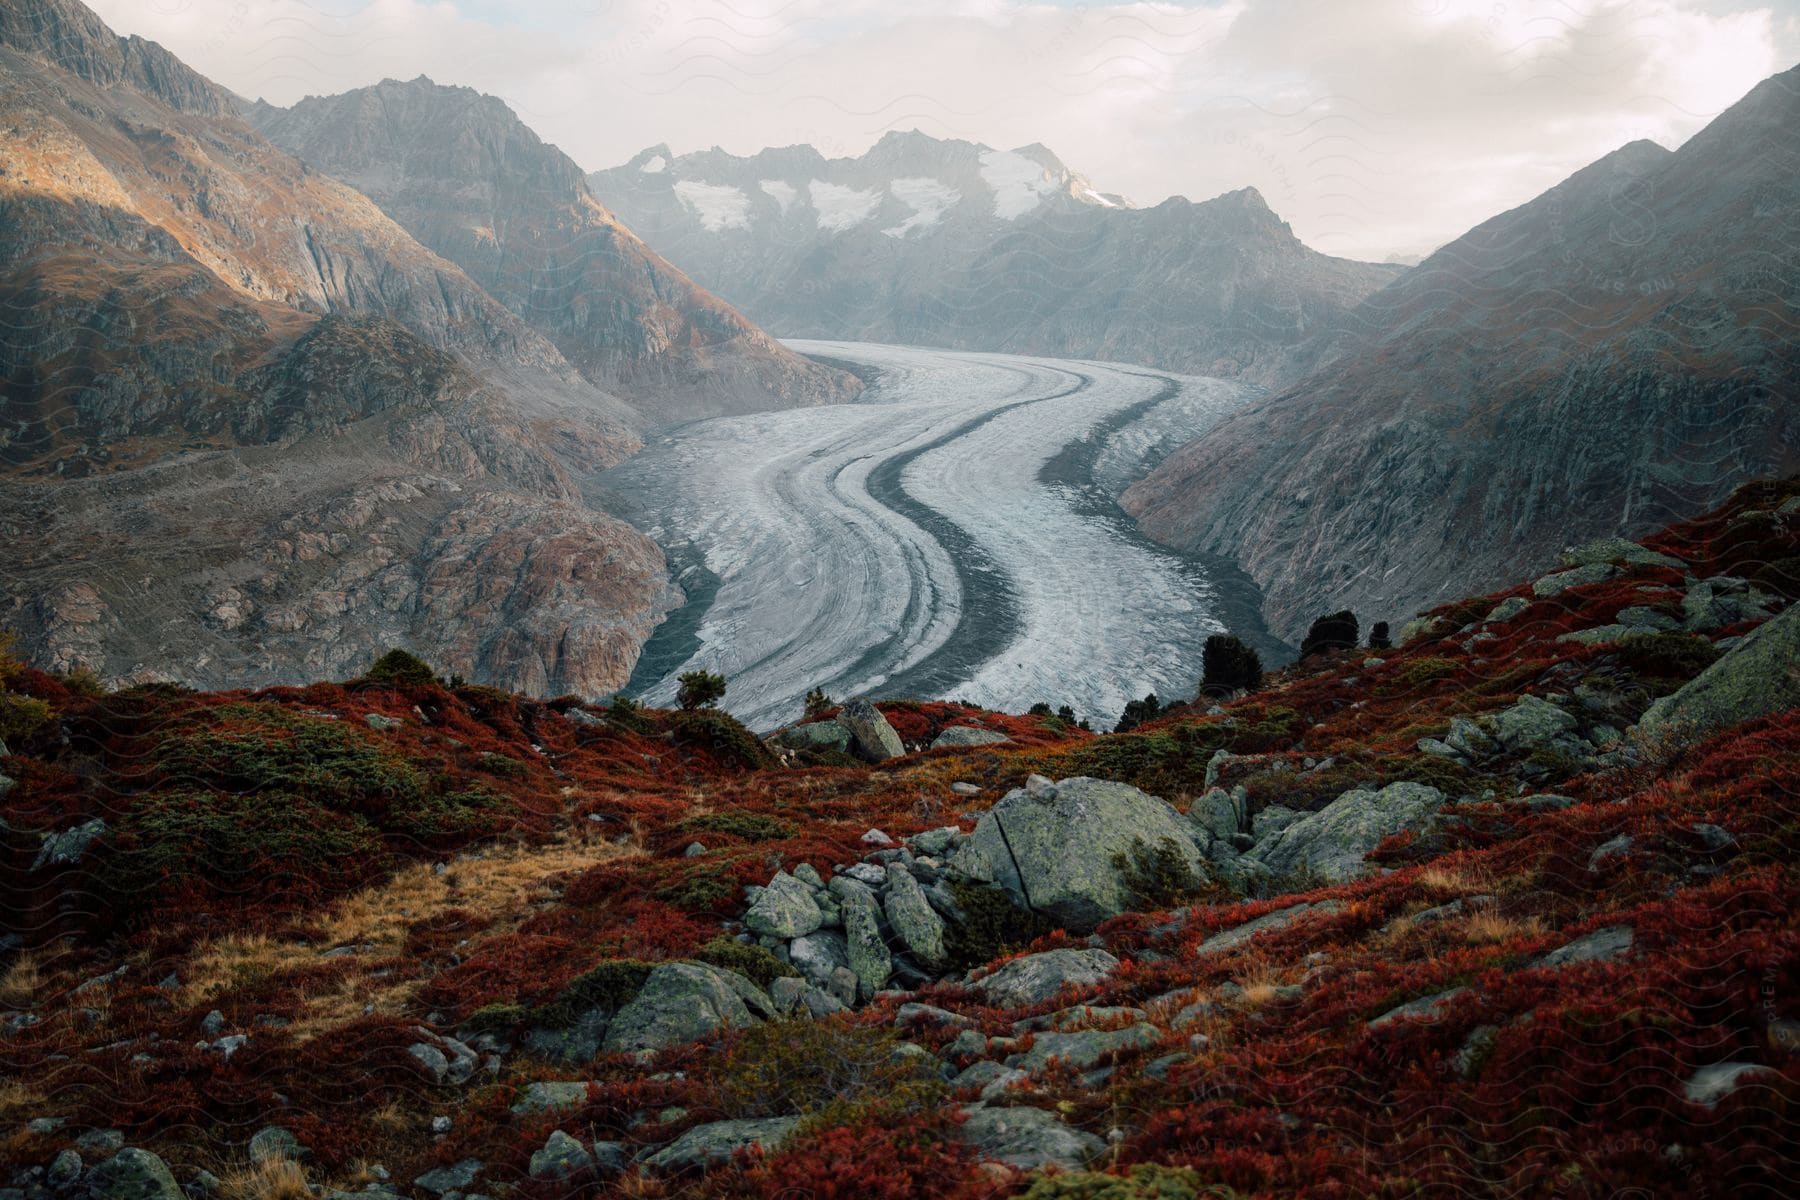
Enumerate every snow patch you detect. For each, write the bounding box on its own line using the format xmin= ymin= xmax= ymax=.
xmin=759 ymin=179 xmax=799 ymax=213
xmin=882 ymin=177 xmax=961 ymax=237
xmin=1075 ymin=183 xmax=1116 ymax=208
xmin=808 ymin=180 xmax=882 ymax=232
xmin=639 ymin=154 xmax=668 ymax=174
xmin=980 ymin=148 xmax=1059 ymax=219
xmin=673 ymin=181 xmax=751 ymax=231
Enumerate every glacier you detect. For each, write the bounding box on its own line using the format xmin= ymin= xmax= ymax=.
xmin=602 ymin=342 xmax=1258 ymax=730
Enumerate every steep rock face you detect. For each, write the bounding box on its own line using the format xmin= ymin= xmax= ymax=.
xmin=0 ymin=1 xmax=671 ymax=695
xmin=1124 ymin=69 xmax=1800 ymax=641
xmin=247 ymin=77 xmax=859 ymax=422
xmin=588 ymin=131 xmax=1400 ymax=383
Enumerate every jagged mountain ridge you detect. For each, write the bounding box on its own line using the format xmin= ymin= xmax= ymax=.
xmin=589 ymin=131 xmax=1403 ymax=381
xmin=247 ymin=76 xmax=859 ymax=422
xmin=0 ymin=0 xmax=675 ymax=694
xmin=1123 ymin=65 xmax=1800 ymax=642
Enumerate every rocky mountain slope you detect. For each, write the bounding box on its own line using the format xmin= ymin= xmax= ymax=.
xmin=1123 ymin=65 xmax=1800 ymax=643
xmin=3 ymin=478 xmax=1796 ymax=1196
xmin=588 ymin=132 xmax=1402 ymax=382
xmin=247 ymin=78 xmax=858 ymax=422
xmin=0 ymin=0 xmax=672 ymax=694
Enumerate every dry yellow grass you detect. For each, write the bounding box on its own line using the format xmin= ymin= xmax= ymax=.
xmin=1462 ymin=909 xmax=1546 ymax=945
xmin=1230 ymin=960 xmax=1291 ymax=1009
xmin=181 ymin=834 xmax=637 ymax=1034
xmin=0 ymin=950 xmax=42 ymax=1009
xmin=219 ymin=1158 xmax=311 ymax=1200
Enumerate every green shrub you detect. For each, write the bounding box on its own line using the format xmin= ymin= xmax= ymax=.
xmin=1613 ymin=631 xmax=1721 ymax=692
xmin=362 ymin=649 xmax=438 ymax=687
xmin=654 ymin=871 xmax=735 ymax=914
xmin=531 ymin=959 xmax=655 ymax=1029
xmin=606 ymin=694 xmax=655 ymax=734
xmin=1300 ymin=610 xmax=1359 ymax=658
xmin=679 ymin=811 xmax=796 ymax=842
xmin=803 ymin=688 xmax=835 ymax=720
xmin=109 ymin=787 xmax=384 ymax=904
xmin=943 ymin=879 xmax=1056 ymax=972
xmin=1199 ymin=635 xmax=1263 ymax=698
xmin=1113 ymin=693 xmax=1162 ymax=733
xmin=670 ymin=708 xmax=776 ymax=769
xmin=1062 ymin=723 xmax=1232 ymax=796
xmin=677 ymin=670 xmax=727 ymax=710
xmin=697 ymin=936 xmax=799 ymax=989
xmin=0 ymin=693 xmax=54 ymax=743
xmin=476 ymin=751 xmax=528 ymax=778
xmin=714 ymin=1019 xmax=944 ymax=1119
xmin=156 ymin=704 xmax=427 ymax=812
xmin=1368 ymin=621 xmax=1393 ymax=650
xmin=1114 ymin=836 xmax=1217 ymax=910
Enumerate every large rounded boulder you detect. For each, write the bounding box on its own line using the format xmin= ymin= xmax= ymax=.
xmin=951 ymin=776 xmax=1206 ymax=932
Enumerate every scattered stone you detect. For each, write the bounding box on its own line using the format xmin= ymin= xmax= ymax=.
xmin=971 ymin=949 xmax=1119 ymax=1009
xmin=953 ymin=776 xmax=1207 ymax=932
xmin=1186 ymin=788 xmax=1243 ymax=843
xmin=47 ymin=1151 xmax=81 ymax=1190
xmin=1534 ymin=925 xmax=1634 ymax=968
xmin=931 ymin=727 xmax=1011 ymax=749
xmin=683 ymin=842 xmax=706 ymax=858
xmin=743 ymin=871 xmax=823 ymax=939
xmin=957 ymin=1104 xmax=1104 ymax=1170
xmin=950 ymin=782 xmax=981 ymax=797
xmin=1006 ymin=1024 xmax=1159 ymax=1075
xmin=246 ymin=1127 xmax=305 ymax=1164
xmin=603 ymin=964 xmax=768 ymax=1053
xmin=1367 ymin=988 xmax=1469 ymax=1029
xmin=860 ymin=828 xmax=894 ymax=846
xmin=529 ymin=1131 xmax=591 ymax=1180
xmin=1586 ymin=835 xmax=1634 ymax=872
xmin=639 ymin=1117 xmax=799 ymax=1173
xmin=1488 ymin=695 xmax=1579 ymax=753
xmin=1452 ymin=1025 xmax=1499 ymax=1078
xmin=1532 ymin=563 xmax=1619 ymax=598
xmin=33 ymin=819 xmax=107 ymax=871
xmin=908 ymin=827 xmax=964 ymax=858
xmin=825 ymin=967 xmax=860 ymax=1008
xmin=76 ymin=1131 xmax=125 ymax=1154
xmin=1484 ymin=596 xmax=1530 ymax=624
xmin=1247 ymin=783 xmax=1445 ymax=885
xmin=412 ymin=1160 xmax=482 ymax=1196
xmin=839 ymin=888 xmax=892 ymax=1000
xmin=978 ymin=1068 xmax=1034 ymax=1102
xmin=770 ymin=720 xmax=851 ymax=754
xmin=1683 ymin=1062 xmax=1774 ymax=1108
xmin=787 ymin=930 xmax=851 ymax=986
xmin=511 ymin=1081 xmax=594 ymax=1116
xmin=200 ymin=1010 xmax=226 ymax=1037
xmin=882 ymin=864 xmax=947 ymax=969
xmin=430 ymin=1117 xmax=451 ymax=1135
xmin=85 ymin=1150 xmax=184 ymax=1200
xmin=838 ymin=700 xmax=905 ymax=762
xmin=364 ymin=713 xmax=402 ymax=731
xmin=1559 ymin=537 xmax=1683 ymax=570
xmin=950 ymin=1060 xmax=1017 ymax=1092
xmin=1196 ymin=900 xmax=1344 ymax=955
xmin=896 ymin=1002 xmax=973 ymax=1029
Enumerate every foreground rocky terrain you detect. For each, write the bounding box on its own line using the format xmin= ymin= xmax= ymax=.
xmin=1124 ymin=64 xmax=1800 ymax=645
xmin=0 ymin=0 xmax=850 ymax=694
xmin=3 ymin=479 xmax=1796 ymax=1197
xmin=588 ymin=132 xmax=1401 ymax=383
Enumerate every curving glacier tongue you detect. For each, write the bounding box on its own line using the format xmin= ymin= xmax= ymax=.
xmin=602 ymin=342 xmax=1258 ymax=730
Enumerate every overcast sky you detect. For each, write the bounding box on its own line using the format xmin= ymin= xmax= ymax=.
xmin=89 ymin=0 xmax=1800 ymax=259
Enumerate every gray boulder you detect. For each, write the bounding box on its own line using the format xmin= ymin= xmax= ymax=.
xmin=1639 ymin=602 xmax=1800 ymax=743
xmin=839 ymin=887 xmax=892 ymax=1000
xmin=1534 ymin=924 xmax=1633 ymax=968
xmin=246 ymin=1127 xmax=304 ymax=1164
xmin=33 ymin=819 xmax=108 ymax=871
xmin=1006 ymin=1024 xmax=1159 ymax=1074
xmin=1484 ymin=596 xmax=1530 ymax=624
xmin=639 ymin=1117 xmax=798 ymax=1173
xmin=1558 ymin=537 xmax=1683 ymax=570
xmin=602 ymin=963 xmax=768 ymax=1053
xmin=529 ymin=1131 xmax=591 ymax=1180
xmin=951 ymin=776 xmax=1207 ymax=932
xmin=743 ymin=871 xmax=822 ymax=939
xmin=837 ymin=700 xmax=905 ymax=762
xmin=787 ymin=930 xmax=851 ymax=986
xmin=1488 ymin=695 xmax=1579 ymax=752
xmin=85 ymin=1150 xmax=184 ymax=1200
xmin=770 ymin=721 xmax=851 ymax=755
xmin=1248 ymin=782 xmax=1446 ymax=885
xmin=511 ymin=1081 xmax=594 ymax=1116
xmin=1197 ymin=899 xmax=1344 ymax=955
xmin=1186 ymin=788 xmax=1243 ymax=843
xmin=971 ymin=949 xmax=1119 ymax=1009
xmin=882 ymin=864 xmax=948 ymax=969
xmin=930 ymin=726 xmax=1011 ymax=750
xmin=1532 ymin=562 xmax=1618 ymax=598
xmin=1683 ymin=1062 xmax=1774 ymax=1108
xmin=957 ymin=1104 xmax=1104 ymax=1170
xmin=412 ymin=1161 xmax=482 ymax=1196
xmin=1367 ymin=987 xmax=1469 ymax=1029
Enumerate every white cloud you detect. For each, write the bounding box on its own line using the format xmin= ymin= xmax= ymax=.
xmin=86 ymin=0 xmax=1797 ymax=259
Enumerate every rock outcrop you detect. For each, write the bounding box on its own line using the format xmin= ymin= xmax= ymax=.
xmin=1638 ymin=602 xmax=1800 ymax=742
